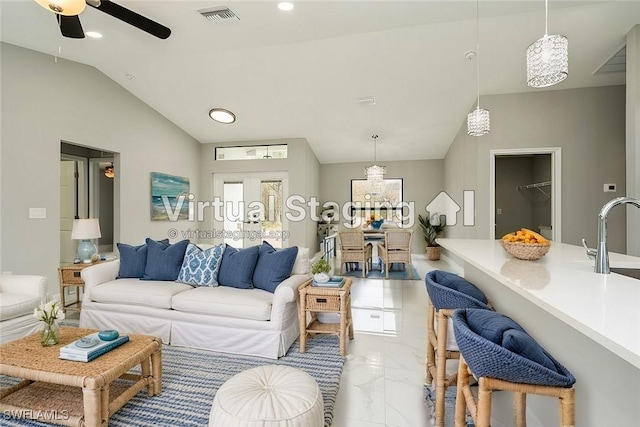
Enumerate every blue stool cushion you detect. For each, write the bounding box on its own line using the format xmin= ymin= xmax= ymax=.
xmin=502 ymin=329 xmax=557 ymax=373
xmin=453 ymin=309 xmax=576 ymax=387
xmin=425 ymin=270 xmax=491 ymax=311
xmin=466 ymin=308 xmax=523 ymax=344
xmin=431 ymin=270 xmax=488 ymax=305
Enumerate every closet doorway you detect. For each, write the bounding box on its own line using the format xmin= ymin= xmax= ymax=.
xmin=489 ymin=148 xmax=562 ymax=241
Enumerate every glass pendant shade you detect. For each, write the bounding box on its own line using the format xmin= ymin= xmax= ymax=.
xmin=526 ymin=34 xmax=568 ymax=88
xmin=467 ymin=107 xmax=491 ymax=136
xmin=34 ymin=0 xmax=86 ymax=16
xmin=365 ymin=134 xmax=386 ymax=185
xmin=364 ymin=164 xmax=386 ymax=182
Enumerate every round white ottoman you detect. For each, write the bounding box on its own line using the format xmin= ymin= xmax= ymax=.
xmin=209 ymin=365 xmax=324 ymax=427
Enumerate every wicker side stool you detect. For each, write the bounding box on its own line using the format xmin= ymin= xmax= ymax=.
xmin=425 ymin=270 xmax=493 ymax=427
xmin=452 ymin=309 xmax=576 ymax=427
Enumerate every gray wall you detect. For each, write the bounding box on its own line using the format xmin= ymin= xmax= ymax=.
xmin=444 ymin=85 xmax=627 ymax=253
xmin=627 ymin=26 xmax=640 ymax=256
xmin=199 ymin=138 xmax=321 ymax=252
xmin=320 ymin=159 xmax=445 ymax=253
xmin=495 ymin=156 xmax=535 ymax=238
xmin=0 ymin=43 xmax=201 ymax=295
xmin=495 ymin=155 xmax=552 ymax=238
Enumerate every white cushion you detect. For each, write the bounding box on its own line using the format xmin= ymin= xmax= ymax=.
xmin=291 ymin=247 xmax=310 ymax=275
xmin=209 ymin=365 xmax=323 ymax=427
xmin=0 ymin=293 xmax=41 ymax=321
xmin=171 ymin=286 xmax=273 ymax=321
xmin=90 ymin=279 xmax=193 ymax=309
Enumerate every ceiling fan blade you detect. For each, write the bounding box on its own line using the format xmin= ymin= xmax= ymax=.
xmin=89 ymin=0 xmax=171 ymax=39
xmin=57 ymin=14 xmax=85 ymax=39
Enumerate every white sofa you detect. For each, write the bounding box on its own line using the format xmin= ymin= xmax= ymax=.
xmin=0 ymin=275 xmax=47 ymax=344
xmin=79 ymin=248 xmax=311 ymax=359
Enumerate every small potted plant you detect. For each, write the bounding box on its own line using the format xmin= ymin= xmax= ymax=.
xmin=311 ymin=258 xmax=332 ymax=283
xmin=418 ymin=213 xmax=446 ymax=261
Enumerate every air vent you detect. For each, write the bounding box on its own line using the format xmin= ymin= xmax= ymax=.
xmin=595 ymin=45 xmax=626 ymax=75
xmin=198 ymin=6 xmax=239 ymax=21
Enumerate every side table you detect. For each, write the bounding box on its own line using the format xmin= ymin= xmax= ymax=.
xmin=58 ymin=262 xmax=104 ymax=314
xmin=298 ymin=278 xmax=354 ymax=356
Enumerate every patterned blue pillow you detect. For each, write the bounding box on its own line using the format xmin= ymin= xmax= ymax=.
xmin=142 ymin=238 xmax=189 ymax=281
xmin=177 ymin=243 xmax=226 ymax=287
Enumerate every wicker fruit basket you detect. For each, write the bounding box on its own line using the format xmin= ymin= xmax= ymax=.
xmin=500 ymin=240 xmax=550 ymax=260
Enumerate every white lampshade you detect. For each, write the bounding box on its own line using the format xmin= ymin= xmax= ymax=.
xmin=71 ymin=218 xmax=101 ymax=240
xmin=34 ymin=0 xmax=86 ymax=16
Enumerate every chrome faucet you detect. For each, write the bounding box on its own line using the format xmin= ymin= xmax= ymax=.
xmin=588 ymin=197 xmax=640 ymax=274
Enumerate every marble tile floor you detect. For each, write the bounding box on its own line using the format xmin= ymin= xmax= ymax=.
xmin=63 ymin=253 xmax=461 ymax=426
xmin=330 ymin=253 xmax=461 ymax=427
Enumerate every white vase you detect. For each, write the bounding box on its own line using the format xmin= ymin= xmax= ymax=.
xmin=313 ymin=272 xmax=330 ymax=283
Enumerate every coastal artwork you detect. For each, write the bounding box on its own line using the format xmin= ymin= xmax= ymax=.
xmin=150 ymin=172 xmax=190 ymax=221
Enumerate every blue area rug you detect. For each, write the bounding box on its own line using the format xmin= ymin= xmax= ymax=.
xmin=424 ymin=383 xmax=475 ymax=427
xmin=341 ymin=263 xmax=421 ymax=280
xmin=0 ymin=335 xmax=345 ymax=427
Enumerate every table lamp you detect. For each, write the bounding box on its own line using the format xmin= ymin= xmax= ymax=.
xmin=71 ymin=218 xmax=101 ymax=263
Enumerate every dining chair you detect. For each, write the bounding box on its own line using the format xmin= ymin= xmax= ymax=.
xmin=338 ymin=230 xmax=373 ymax=278
xmin=377 ymin=229 xmax=413 ymax=279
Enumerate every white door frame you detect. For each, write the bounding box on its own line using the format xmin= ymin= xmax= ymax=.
xmin=489 ymin=147 xmax=562 ymax=241
xmin=212 ymin=172 xmax=289 ymax=247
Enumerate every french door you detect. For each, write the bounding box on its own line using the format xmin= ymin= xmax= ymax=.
xmin=212 ymin=172 xmax=288 ymax=248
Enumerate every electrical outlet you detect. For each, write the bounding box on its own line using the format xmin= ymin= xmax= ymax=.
xmin=604 ymin=183 xmax=617 ymax=192
xmin=496 ymin=208 xmax=502 ymax=215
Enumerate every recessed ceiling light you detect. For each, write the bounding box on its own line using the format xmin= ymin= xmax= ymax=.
xmin=85 ymin=31 xmax=103 ymax=39
xmin=277 ymin=2 xmax=294 ymax=11
xmin=209 ymin=108 xmax=236 ymax=124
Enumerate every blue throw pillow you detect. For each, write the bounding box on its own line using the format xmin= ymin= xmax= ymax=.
xmin=502 ymin=329 xmax=558 ymax=373
xmin=177 ymin=243 xmax=226 ymax=287
xmin=142 ymin=238 xmax=189 ymax=281
xmin=465 ymin=309 xmax=524 ymax=344
xmin=217 ymin=245 xmax=260 ymax=289
xmin=117 ymin=238 xmax=169 ymax=278
xmin=252 ymin=242 xmax=298 ymax=293
xmin=432 ymin=270 xmax=488 ymax=305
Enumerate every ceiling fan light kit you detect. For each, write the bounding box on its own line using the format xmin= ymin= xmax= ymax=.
xmin=526 ymin=0 xmax=568 ymax=88
xmin=36 ymin=0 xmax=171 ymax=40
xmin=35 ymin=0 xmax=85 ymax=16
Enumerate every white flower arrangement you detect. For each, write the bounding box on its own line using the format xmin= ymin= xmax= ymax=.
xmin=33 ymin=300 xmax=65 ymax=324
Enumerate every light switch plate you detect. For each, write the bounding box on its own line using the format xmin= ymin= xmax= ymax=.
xmin=603 ymin=184 xmax=616 ymax=192
xmin=29 ymin=208 xmax=46 ymax=218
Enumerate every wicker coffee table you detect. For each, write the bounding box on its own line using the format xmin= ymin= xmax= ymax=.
xmin=0 ymin=327 xmax=162 ymax=426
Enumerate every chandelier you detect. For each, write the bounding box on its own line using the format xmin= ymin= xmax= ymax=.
xmin=526 ymin=0 xmax=568 ymax=88
xmin=364 ymin=135 xmax=386 ymax=192
xmin=467 ymin=0 xmax=490 ymax=137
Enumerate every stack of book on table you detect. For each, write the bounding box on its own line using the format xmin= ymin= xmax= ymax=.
xmin=312 ymin=276 xmax=345 ymax=288
xmin=59 ymin=333 xmax=129 ymax=362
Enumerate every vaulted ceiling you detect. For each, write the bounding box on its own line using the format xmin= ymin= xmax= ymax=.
xmin=0 ymin=1 xmax=635 ymax=163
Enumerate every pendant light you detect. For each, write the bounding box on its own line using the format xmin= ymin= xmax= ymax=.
xmin=364 ymin=135 xmax=386 ymax=192
xmin=526 ymin=0 xmax=568 ymax=88
xmin=467 ymin=0 xmax=490 ymax=137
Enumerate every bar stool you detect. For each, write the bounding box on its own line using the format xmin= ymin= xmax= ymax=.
xmin=452 ymin=309 xmax=576 ymax=427
xmin=425 ymin=270 xmax=493 ymax=427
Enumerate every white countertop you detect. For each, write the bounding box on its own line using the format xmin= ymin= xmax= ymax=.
xmin=438 ymin=239 xmax=640 ymax=369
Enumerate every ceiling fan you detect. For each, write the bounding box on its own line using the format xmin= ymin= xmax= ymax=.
xmin=34 ymin=0 xmax=171 ymax=40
